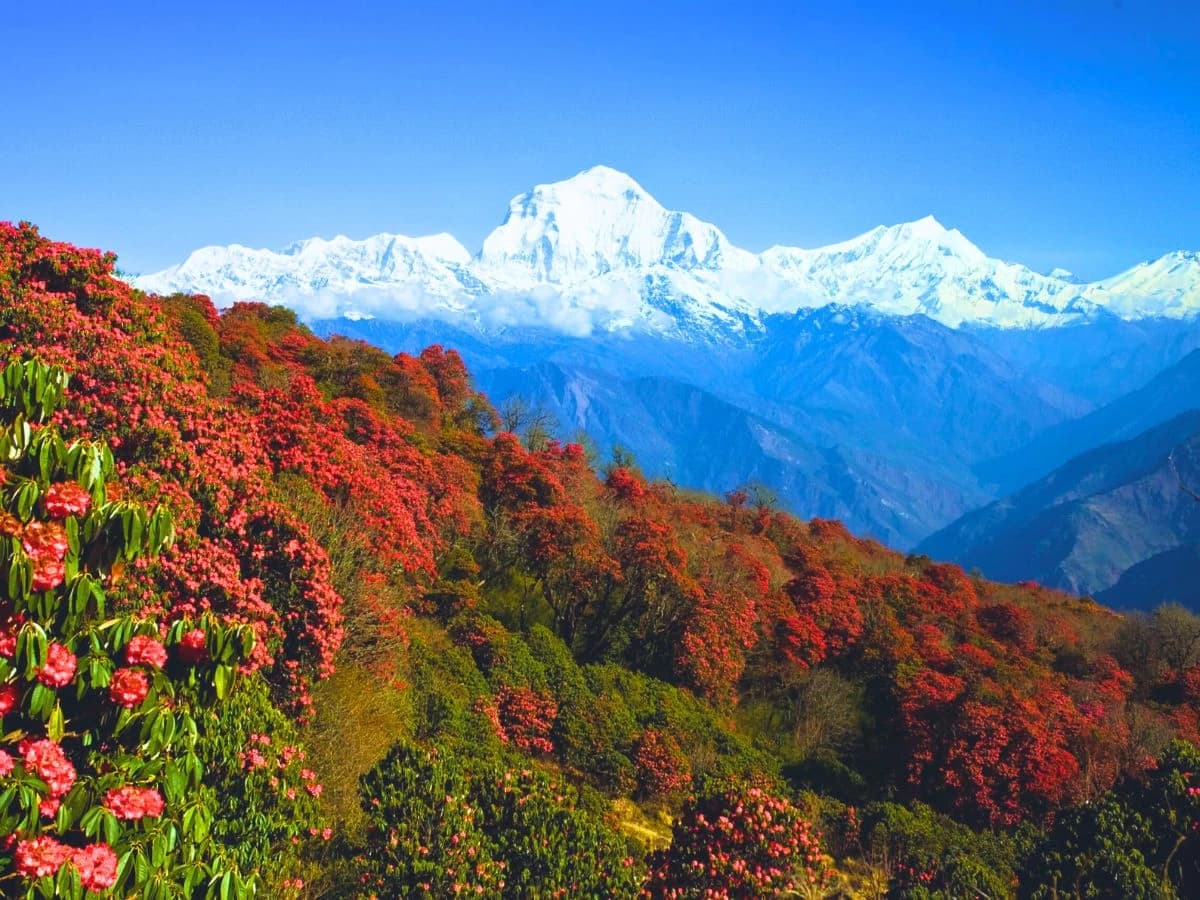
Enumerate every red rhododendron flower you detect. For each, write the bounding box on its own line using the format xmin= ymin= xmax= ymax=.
xmin=0 ymin=749 xmax=13 ymax=777
xmin=125 ymin=634 xmax=168 ymax=669
xmin=177 ymin=628 xmax=207 ymax=663
xmin=0 ymin=682 xmax=17 ymax=716
xmin=37 ymin=643 xmax=76 ymax=688
xmin=43 ymin=482 xmax=92 ymax=519
xmin=70 ymin=844 xmax=118 ymax=892
xmin=21 ymin=521 xmax=70 ymax=561
xmin=109 ymin=667 xmax=150 ymax=709
xmin=31 ymin=559 xmax=66 ymax=592
xmin=14 ymin=836 xmax=70 ymax=880
xmin=19 ymin=738 xmax=76 ymax=796
xmin=104 ymin=785 xmax=165 ymax=820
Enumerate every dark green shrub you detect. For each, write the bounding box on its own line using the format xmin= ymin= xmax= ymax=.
xmin=858 ymin=802 xmax=1017 ymax=899
xmin=357 ymin=742 xmax=642 ymax=898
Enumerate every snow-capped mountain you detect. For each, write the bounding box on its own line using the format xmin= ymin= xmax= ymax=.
xmin=758 ymin=216 xmax=1098 ymax=327
xmin=1086 ymin=251 xmax=1200 ymax=319
xmin=478 ymin=166 xmax=757 ymax=282
xmin=134 ymin=165 xmax=1198 ymax=336
xmin=138 ymin=232 xmax=484 ymax=322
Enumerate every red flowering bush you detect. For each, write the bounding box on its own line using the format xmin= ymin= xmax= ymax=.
xmin=495 ymin=685 xmax=558 ymax=755
xmin=0 ymin=223 xmax=347 ymax=717
xmin=633 ymin=729 xmax=691 ymax=799
xmin=643 ymin=783 xmax=832 ymax=897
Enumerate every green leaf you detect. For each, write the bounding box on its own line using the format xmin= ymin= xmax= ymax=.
xmin=214 ymin=664 xmax=233 ymax=700
xmin=46 ymin=702 xmax=65 ymax=742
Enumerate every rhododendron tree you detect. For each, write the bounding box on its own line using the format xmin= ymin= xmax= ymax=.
xmin=0 ymin=358 xmax=262 ymax=898
xmin=643 ymin=783 xmax=832 ymax=897
xmin=632 ymin=729 xmax=691 ymax=799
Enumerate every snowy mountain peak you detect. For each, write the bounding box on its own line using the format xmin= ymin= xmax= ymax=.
xmin=1088 ymin=249 xmax=1200 ymax=318
xmin=479 ymin=166 xmax=754 ymax=284
xmin=879 ymin=216 xmax=985 ymax=259
xmin=901 ymin=213 xmax=948 ymax=236
xmin=548 ymin=164 xmax=654 ymax=201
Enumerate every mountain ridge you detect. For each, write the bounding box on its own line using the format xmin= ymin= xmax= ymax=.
xmin=918 ymin=409 xmax=1200 ymax=597
xmin=134 ymin=165 xmax=1198 ymax=334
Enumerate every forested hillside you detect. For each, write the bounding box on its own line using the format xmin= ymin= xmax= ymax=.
xmin=3 ymin=221 xmax=1200 ymax=897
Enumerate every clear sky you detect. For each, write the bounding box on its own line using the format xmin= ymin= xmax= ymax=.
xmin=2 ymin=1 xmax=1197 ymax=279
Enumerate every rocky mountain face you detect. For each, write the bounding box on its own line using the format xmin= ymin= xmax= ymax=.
xmin=919 ymin=410 xmax=1200 ymax=598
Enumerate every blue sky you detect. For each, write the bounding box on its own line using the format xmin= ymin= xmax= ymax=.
xmin=2 ymin=1 xmax=1197 ymax=278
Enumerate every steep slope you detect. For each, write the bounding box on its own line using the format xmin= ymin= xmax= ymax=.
xmin=979 ymin=349 xmax=1200 ymax=492
xmin=16 ymin=222 xmax=1200 ymax=898
xmin=1096 ymin=543 xmax=1200 ymax=611
xmin=919 ymin=410 xmax=1200 ymax=598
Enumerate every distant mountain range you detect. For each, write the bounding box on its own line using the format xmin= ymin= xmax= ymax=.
xmin=130 ymin=166 xmax=1200 ymax=607
xmin=920 ymin=410 xmax=1200 ymax=599
xmin=135 ymin=165 xmax=1200 ymax=333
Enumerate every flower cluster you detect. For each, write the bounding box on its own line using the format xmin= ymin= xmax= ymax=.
xmin=43 ymin=481 xmax=92 ymax=519
xmin=108 ymin=667 xmax=150 ymax=709
xmin=178 ymin=627 xmax=207 ymax=663
xmin=104 ymin=785 xmax=166 ymax=820
xmin=14 ymin=837 xmax=118 ymax=891
xmin=21 ymin=520 xmax=69 ymax=592
xmin=644 ymin=785 xmax=831 ymax=897
xmin=125 ymin=634 xmax=168 ymax=669
xmin=36 ymin=642 xmax=76 ymax=688
xmin=20 ymin=738 xmax=76 ymax=800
